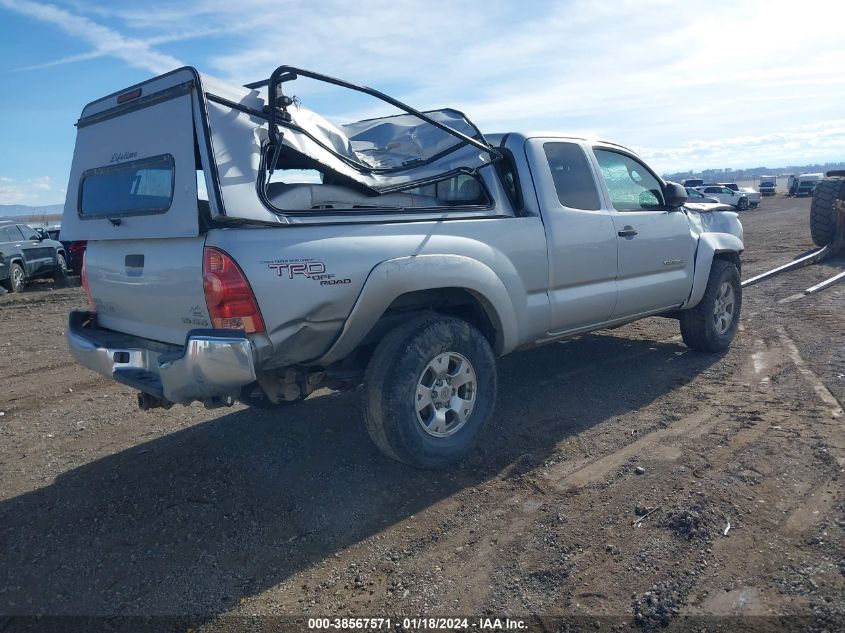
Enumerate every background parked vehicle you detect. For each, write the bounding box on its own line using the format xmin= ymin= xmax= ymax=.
xmin=682 ymin=178 xmax=704 ymax=188
xmin=758 ymin=175 xmax=777 ymax=196
xmin=684 ymin=187 xmax=719 ymax=203
xmin=683 ymin=188 xmax=733 ymax=213
xmin=718 ymin=182 xmax=761 ymax=208
xmin=796 ymin=173 xmax=823 ymax=198
xmin=696 ymin=185 xmax=751 ymax=210
xmin=0 ymin=221 xmax=67 ymax=293
xmin=35 ymin=226 xmax=86 ymax=274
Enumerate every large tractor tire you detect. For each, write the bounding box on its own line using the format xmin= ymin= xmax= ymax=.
xmin=810 ymin=177 xmax=845 ymax=247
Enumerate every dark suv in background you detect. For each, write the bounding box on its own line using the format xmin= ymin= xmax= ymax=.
xmin=0 ymin=222 xmax=67 ymax=293
xmin=37 ymin=226 xmax=86 ymax=274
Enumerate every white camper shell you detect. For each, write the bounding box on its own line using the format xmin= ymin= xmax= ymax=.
xmin=61 ymin=66 xmax=504 ymax=242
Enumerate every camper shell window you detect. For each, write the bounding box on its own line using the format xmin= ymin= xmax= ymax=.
xmin=79 ymin=154 xmax=175 ymax=218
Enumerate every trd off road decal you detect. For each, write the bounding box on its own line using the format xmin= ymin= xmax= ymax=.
xmin=181 ymin=305 xmax=209 ymax=327
xmin=263 ymin=258 xmax=351 ymax=286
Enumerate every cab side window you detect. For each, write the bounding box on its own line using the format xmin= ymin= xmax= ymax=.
xmin=594 ymin=149 xmax=665 ymax=211
xmin=543 ymin=142 xmax=601 ymax=210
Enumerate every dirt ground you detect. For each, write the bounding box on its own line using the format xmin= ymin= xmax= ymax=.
xmin=0 ymin=195 xmax=843 ymax=632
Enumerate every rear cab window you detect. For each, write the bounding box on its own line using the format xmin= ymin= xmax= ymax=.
xmin=79 ymin=154 xmax=174 ymax=218
xmin=593 ymin=149 xmax=665 ymax=211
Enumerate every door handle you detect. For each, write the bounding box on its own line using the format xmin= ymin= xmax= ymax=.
xmin=617 ymin=226 xmax=638 ymax=238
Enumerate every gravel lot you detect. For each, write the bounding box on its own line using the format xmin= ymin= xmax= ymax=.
xmin=1 ymin=195 xmax=843 ymax=632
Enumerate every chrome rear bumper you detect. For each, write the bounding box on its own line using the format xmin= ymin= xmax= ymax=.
xmin=67 ymin=310 xmax=256 ymax=405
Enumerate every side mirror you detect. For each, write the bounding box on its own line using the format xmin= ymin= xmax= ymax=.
xmin=664 ymin=181 xmax=688 ymax=208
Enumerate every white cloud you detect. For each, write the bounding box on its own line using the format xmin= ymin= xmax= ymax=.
xmin=637 ymin=120 xmax=845 ymax=173
xmin=0 ymin=183 xmax=26 ymax=204
xmin=29 ymin=176 xmax=53 ymax=190
xmin=5 ymin=0 xmax=845 ymax=170
xmin=0 ymin=0 xmax=183 ymax=74
xmin=0 ymin=176 xmax=61 ymax=205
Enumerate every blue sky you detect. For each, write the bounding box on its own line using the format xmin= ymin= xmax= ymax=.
xmin=1 ymin=0 xmax=844 ymax=206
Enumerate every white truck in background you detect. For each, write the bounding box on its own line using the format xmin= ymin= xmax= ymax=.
xmin=796 ymin=173 xmax=824 ymax=198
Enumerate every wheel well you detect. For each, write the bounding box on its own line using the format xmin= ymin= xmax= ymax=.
xmin=713 ymin=250 xmax=741 ymax=274
xmin=341 ymin=288 xmax=498 ymax=369
xmin=386 ymin=288 xmax=497 ymax=344
xmin=323 ymin=288 xmax=502 ymax=382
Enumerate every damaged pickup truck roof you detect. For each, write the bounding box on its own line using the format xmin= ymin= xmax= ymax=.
xmin=61 ymin=65 xmax=510 ymax=240
xmin=246 ymin=66 xmax=502 ymax=193
xmin=248 ymin=67 xmax=502 ymax=193
xmin=195 ymin=64 xmax=507 ymax=224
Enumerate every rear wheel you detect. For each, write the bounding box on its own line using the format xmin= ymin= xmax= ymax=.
xmin=737 ymin=197 xmax=749 ymax=211
xmin=680 ymin=259 xmax=742 ymax=353
xmin=363 ymin=315 xmax=497 ymax=468
xmin=810 ymin=177 xmax=844 ymax=247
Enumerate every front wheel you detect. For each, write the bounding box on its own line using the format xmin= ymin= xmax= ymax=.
xmin=363 ymin=315 xmax=497 ymax=468
xmin=679 ymin=259 xmax=742 ymax=352
xmin=2 ymin=262 xmax=26 ymax=293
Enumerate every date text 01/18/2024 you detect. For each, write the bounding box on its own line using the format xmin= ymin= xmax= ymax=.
xmin=307 ymin=617 xmax=527 ymax=630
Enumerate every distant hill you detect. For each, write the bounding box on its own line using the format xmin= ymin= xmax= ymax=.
xmin=663 ymin=162 xmax=845 ymax=183
xmin=0 ymin=204 xmax=64 ymax=218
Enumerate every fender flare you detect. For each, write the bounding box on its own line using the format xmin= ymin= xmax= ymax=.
xmin=683 ymin=232 xmax=743 ymax=308
xmin=318 ymin=254 xmax=520 ymax=365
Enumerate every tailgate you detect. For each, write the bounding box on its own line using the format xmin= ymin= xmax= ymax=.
xmin=86 ymin=237 xmax=210 ymax=345
xmin=60 ymin=68 xmax=202 ymax=241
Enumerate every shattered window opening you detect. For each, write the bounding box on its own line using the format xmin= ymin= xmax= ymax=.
xmin=247 ymin=67 xmax=502 ymax=209
xmin=259 ymin=111 xmax=493 ymax=214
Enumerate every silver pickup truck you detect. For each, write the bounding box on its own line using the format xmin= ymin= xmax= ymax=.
xmin=62 ymin=66 xmax=744 ymax=468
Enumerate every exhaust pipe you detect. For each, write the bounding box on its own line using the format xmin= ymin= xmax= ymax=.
xmin=137 ymin=392 xmax=174 ymax=411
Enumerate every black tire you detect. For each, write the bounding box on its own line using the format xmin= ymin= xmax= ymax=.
xmin=53 ymin=253 xmax=69 ymax=288
xmin=679 ymin=259 xmax=742 ymax=353
xmin=737 ymin=197 xmax=749 ymax=211
xmin=363 ymin=314 xmax=497 ymax=468
xmin=809 ymin=177 xmax=844 ymax=247
xmin=3 ymin=262 xmax=26 ymax=293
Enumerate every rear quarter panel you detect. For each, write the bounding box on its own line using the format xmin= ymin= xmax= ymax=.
xmin=206 ymin=217 xmax=550 ymax=367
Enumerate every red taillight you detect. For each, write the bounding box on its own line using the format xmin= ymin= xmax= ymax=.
xmin=80 ymin=253 xmax=96 ymax=312
xmin=203 ymin=247 xmax=265 ymax=333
